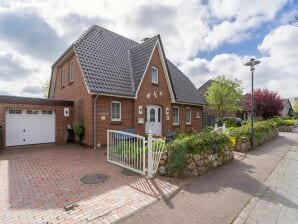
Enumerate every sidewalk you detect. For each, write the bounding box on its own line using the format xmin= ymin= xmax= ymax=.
xmin=233 ymin=136 xmax=298 ymax=224
xmin=120 ymin=133 xmax=298 ymax=224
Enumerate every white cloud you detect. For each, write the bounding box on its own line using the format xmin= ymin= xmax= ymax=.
xmin=180 ymin=24 xmax=298 ymax=98
xmin=0 ymin=0 xmax=294 ymax=97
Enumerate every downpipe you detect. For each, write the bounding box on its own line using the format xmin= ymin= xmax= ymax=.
xmin=93 ymin=94 xmax=100 ymax=149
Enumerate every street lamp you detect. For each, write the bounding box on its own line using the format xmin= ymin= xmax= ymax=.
xmin=245 ymin=58 xmax=261 ymax=148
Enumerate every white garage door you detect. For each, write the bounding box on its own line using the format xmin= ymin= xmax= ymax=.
xmin=5 ymin=109 xmax=55 ymax=146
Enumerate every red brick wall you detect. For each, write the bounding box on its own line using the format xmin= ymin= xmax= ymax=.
xmin=95 ymin=96 xmax=134 ymax=145
xmin=0 ymin=103 xmax=73 ymax=147
xmin=51 ymin=54 xmax=93 ymax=146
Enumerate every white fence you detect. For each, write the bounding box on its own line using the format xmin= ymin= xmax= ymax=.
xmin=107 ymin=130 xmax=165 ymax=177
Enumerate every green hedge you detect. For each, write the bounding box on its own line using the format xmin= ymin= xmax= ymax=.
xmin=167 ymin=132 xmax=230 ymax=175
xmin=229 ymin=119 xmax=277 ymax=140
xmin=274 ymin=119 xmax=297 ymax=126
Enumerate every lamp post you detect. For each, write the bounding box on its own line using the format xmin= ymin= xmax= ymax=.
xmin=245 ymin=58 xmax=261 ymax=148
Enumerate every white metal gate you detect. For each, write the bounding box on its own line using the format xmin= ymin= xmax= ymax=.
xmin=107 ymin=130 xmax=165 ymax=177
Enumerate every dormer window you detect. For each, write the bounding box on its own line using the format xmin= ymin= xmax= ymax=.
xmin=151 ymin=66 xmax=158 ymax=84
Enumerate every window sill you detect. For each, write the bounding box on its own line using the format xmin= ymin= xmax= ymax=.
xmin=68 ymin=81 xmax=73 ymax=85
xmin=173 ymin=124 xmax=180 ymax=128
xmin=111 ymin=121 xmax=122 ymax=125
xmin=152 ymin=82 xmax=159 ymax=86
xmin=61 ymin=86 xmax=65 ymax=89
xmin=186 ymin=123 xmax=192 ymax=126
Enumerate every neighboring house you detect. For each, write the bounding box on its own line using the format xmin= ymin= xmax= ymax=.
xmin=280 ymin=98 xmax=294 ymax=117
xmin=198 ymin=79 xmax=247 ymax=127
xmin=48 ymin=25 xmax=205 ymax=147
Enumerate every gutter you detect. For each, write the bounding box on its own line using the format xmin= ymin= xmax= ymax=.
xmin=93 ymin=94 xmax=100 ymax=149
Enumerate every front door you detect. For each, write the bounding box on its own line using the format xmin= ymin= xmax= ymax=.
xmin=145 ymin=105 xmax=162 ymax=135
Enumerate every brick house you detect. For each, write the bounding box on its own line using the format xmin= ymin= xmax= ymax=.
xmin=0 ymin=25 xmax=204 ymax=148
xmin=49 ymin=25 xmax=204 ymax=147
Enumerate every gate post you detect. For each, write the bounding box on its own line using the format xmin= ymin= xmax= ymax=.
xmin=147 ymin=130 xmax=153 ymax=178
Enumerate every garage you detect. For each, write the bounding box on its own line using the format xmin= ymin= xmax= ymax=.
xmin=0 ymin=95 xmax=74 ymax=148
xmin=5 ymin=109 xmax=55 ymax=146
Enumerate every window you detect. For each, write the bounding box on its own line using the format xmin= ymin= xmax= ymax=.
xmin=151 ymin=66 xmax=158 ymax=84
xmin=61 ymin=66 xmax=66 ymax=88
xmin=111 ymin=101 xmax=121 ymax=121
xmin=42 ymin=111 xmax=53 ymax=115
xmin=69 ymin=60 xmax=74 ymax=82
xmin=158 ymin=108 xmax=161 ymax=122
xmin=150 ymin=108 xmax=155 ymax=122
xmin=27 ymin=110 xmax=38 ymax=114
xmin=9 ymin=110 xmax=22 ymax=114
xmin=186 ymin=108 xmax=191 ymax=124
xmin=173 ymin=107 xmax=179 ymax=125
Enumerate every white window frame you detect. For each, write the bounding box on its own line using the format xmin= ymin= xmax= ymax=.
xmin=61 ymin=66 xmax=66 ymax=88
xmin=186 ymin=107 xmax=191 ymax=125
xmin=69 ymin=60 xmax=74 ymax=82
xmin=151 ymin=66 xmax=159 ymax=84
xmin=111 ymin=101 xmax=121 ymax=121
xmin=173 ymin=106 xmax=179 ymax=125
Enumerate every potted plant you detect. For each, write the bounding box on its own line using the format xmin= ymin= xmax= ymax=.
xmin=73 ymin=121 xmax=85 ymax=144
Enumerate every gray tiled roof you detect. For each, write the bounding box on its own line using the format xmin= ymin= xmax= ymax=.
xmin=167 ymin=60 xmax=205 ymax=105
xmin=130 ymin=36 xmax=159 ymax=91
xmin=71 ymin=25 xmax=204 ymax=105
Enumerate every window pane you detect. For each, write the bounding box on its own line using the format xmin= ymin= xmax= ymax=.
xmin=150 ymin=108 xmax=155 ymax=122
xmin=151 ymin=67 xmax=158 ymax=83
xmin=186 ymin=108 xmax=191 ymax=123
xmin=173 ymin=107 xmax=179 ymax=124
xmin=69 ymin=61 xmax=74 ymax=81
xmin=112 ymin=102 xmax=120 ymax=120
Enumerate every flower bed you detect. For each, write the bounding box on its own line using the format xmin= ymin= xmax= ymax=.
xmin=274 ymin=119 xmax=297 ymax=132
xmin=158 ymin=131 xmax=234 ymax=177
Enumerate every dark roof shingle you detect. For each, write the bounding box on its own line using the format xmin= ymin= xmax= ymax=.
xmin=68 ymin=25 xmax=203 ymax=105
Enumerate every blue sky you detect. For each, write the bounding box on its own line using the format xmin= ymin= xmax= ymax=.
xmin=0 ymin=0 xmax=297 ymax=98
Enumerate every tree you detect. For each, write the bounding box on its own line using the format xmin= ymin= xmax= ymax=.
xmin=293 ymin=100 xmax=298 ymax=113
xmin=42 ymin=80 xmax=50 ymax=98
xmin=246 ymin=89 xmax=283 ymax=119
xmin=206 ymin=75 xmax=243 ymax=120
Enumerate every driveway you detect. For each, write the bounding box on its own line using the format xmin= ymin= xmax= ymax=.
xmin=0 ymin=144 xmax=181 ymax=224
xmin=120 ymin=132 xmax=298 ymax=224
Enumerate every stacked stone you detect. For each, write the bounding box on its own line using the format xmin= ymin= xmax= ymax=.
xmin=158 ymin=146 xmax=234 ymax=177
xmin=278 ymin=125 xmax=295 ymax=132
xmin=233 ymin=128 xmax=279 ymax=152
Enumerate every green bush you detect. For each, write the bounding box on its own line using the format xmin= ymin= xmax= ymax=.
xmin=73 ymin=122 xmax=85 ymax=143
xmin=275 ymin=119 xmax=297 ymax=126
xmin=167 ymin=131 xmax=230 ymax=175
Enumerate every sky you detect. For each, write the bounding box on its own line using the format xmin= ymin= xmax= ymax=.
xmin=0 ymin=0 xmax=297 ymax=98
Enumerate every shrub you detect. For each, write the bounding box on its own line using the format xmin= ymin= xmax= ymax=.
xmin=167 ymin=132 xmax=230 ymax=175
xmin=275 ymin=119 xmax=297 ymax=126
xmin=73 ymin=122 xmax=85 ymax=143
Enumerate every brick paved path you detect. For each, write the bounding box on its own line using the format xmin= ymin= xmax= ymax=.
xmin=0 ymin=144 xmax=181 ymax=224
xmin=233 ymin=135 xmax=298 ymax=224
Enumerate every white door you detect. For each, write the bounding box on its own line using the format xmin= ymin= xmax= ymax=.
xmin=5 ymin=109 xmax=55 ymax=146
xmin=145 ymin=105 xmax=162 ymax=135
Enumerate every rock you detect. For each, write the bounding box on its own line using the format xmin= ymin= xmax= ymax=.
xmin=187 ymin=162 xmax=196 ymax=170
xmin=187 ymin=158 xmax=193 ymax=164
xmin=163 ymin=154 xmax=168 ymax=161
xmin=196 ymin=160 xmax=204 ymax=166
xmin=192 ymin=169 xmax=199 ymax=176
xmin=197 ymin=166 xmax=207 ymax=176
xmin=193 ymin=154 xmax=201 ymax=161
xmin=208 ymin=155 xmax=213 ymax=161
xmin=217 ymin=158 xmax=223 ymax=166
xmin=213 ymin=161 xmax=218 ymax=168
xmin=159 ymin=159 xmax=166 ymax=166
xmin=158 ymin=166 xmax=166 ymax=176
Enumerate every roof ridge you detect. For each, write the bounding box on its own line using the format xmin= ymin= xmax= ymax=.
xmin=129 ymin=35 xmax=159 ymax=50
xmin=73 ymin=25 xmax=97 ymax=46
xmin=127 ymin=49 xmax=136 ymax=94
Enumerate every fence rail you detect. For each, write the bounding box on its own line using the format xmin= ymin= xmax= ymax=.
xmin=107 ymin=129 xmax=165 ymax=177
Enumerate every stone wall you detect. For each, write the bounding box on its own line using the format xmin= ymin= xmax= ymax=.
xmin=233 ymin=128 xmax=279 ymax=152
xmin=278 ymin=125 xmax=295 ymax=132
xmin=158 ymin=146 xmax=234 ymax=177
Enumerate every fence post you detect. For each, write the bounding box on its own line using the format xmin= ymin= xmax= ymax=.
xmin=147 ymin=130 xmax=153 ymax=178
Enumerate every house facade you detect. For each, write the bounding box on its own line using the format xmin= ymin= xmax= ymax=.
xmin=49 ymin=25 xmax=205 ymax=147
